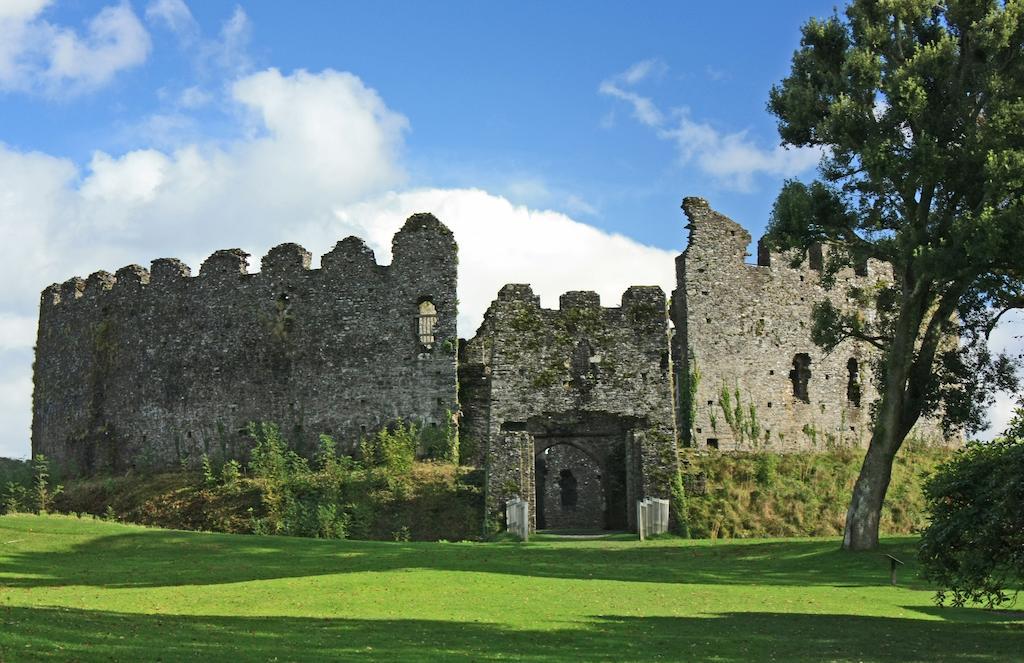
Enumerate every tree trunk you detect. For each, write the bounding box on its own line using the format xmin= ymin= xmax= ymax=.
xmin=841 ymin=277 xmax=929 ymax=551
xmin=842 ymin=434 xmax=897 ymax=550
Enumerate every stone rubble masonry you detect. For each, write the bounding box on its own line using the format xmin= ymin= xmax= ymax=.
xmin=32 ymin=197 xmax=953 ymax=532
xmin=459 ymin=284 xmax=679 ymax=532
xmin=671 ymin=197 xmax=945 ymax=452
xmin=32 ymin=213 xmax=457 ymax=476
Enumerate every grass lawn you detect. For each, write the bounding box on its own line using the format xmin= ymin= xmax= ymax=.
xmin=0 ymin=515 xmax=1020 ymax=661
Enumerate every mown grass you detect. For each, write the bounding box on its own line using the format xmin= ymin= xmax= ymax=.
xmin=1 ymin=515 xmax=1020 ymax=662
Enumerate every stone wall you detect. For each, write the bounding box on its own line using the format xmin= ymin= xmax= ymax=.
xmin=32 ymin=214 xmax=458 ymax=476
xmin=460 ymin=284 xmax=678 ymax=532
xmin=671 ymin=197 xmax=944 ymax=452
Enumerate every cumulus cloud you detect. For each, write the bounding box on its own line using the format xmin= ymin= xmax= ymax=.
xmin=599 ymin=60 xmax=822 ymax=191
xmin=0 ymin=1 xmax=151 ymax=95
xmin=0 ymin=66 xmax=677 ymax=457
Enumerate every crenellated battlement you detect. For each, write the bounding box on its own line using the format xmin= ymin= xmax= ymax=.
xmin=41 ymin=213 xmax=457 ymax=316
xmin=33 ymin=214 xmax=459 ymax=477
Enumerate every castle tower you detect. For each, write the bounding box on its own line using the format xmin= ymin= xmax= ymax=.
xmin=32 ymin=214 xmax=458 ymax=476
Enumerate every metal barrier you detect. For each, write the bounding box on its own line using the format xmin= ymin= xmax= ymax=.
xmin=506 ymin=497 xmax=529 ymax=541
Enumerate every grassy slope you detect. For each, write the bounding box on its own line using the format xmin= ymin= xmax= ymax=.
xmin=54 ymin=463 xmax=484 ymax=541
xmin=0 ymin=515 xmax=1020 ymax=662
xmin=685 ymin=446 xmax=950 ymax=538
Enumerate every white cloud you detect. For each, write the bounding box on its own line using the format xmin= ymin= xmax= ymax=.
xmin=145 ymin=0 xmax=197 ymax=39
xmin=150 ymin=1 xmax=252 ymax=76
xmin=0 ymin=314 xmax=37 ymax=351
xmin=600 ymin=60 xmax=822 ymax=191
xmin=178 ymin=84 xmax=210 ymax=108
xmin=0 ymin=0 xmax=49 ymax=21
xmin=0 ymin=1 xmax=151 ymax=95
xmin=979 ymin=310 xmax=1023 ymax=440
xmin=0 ymin=66 xmax=675 ymax=458
xmin=316 ymin=189 xmax=674 ymax=334
xmin=598 ymin=80 xmax=664 ymax=127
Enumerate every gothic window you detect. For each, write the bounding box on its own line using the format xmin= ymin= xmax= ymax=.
xmin=417 ymin=299 xmax=437 ymax=348
xmin=790 ymin=353 xmax=811 ymax=402
xmin=847 ymin=358 xmax=862 ymax=406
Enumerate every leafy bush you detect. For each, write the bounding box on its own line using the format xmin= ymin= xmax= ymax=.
xmin=919 ymin=410 xmax=1024 ymax=608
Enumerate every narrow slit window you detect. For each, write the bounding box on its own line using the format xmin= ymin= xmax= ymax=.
xmin=790 ymin=353 xmax=811 ymax=403
xmin=418 ymin=299 xmax=437 ymax=348
xmin=847 ymin=358 xmax=862 ymax=406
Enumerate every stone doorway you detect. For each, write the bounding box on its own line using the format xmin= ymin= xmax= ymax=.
xmin=528 ymin=411 xmax=636 ymax=532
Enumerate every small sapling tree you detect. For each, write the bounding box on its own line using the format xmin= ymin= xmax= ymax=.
xmin=766 ymin=0 xmax=1023 ymax=550
xmin=32 ymin=454 xmax=62 ymax=514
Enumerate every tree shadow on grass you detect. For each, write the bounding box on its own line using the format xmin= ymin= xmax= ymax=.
xmin=0 ymin=606 xmax=1020 ymax=662
xmin=0 ymin=519 xmax=928 ymax=590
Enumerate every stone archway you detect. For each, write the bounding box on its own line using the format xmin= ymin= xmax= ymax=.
xmin=527 ymin=411 xmax=637 ymax=531
xmin=535 ymin=442 xmax=605 ymax=530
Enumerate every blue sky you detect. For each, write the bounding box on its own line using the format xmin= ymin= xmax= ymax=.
xmin=0 ymin=1 xmax=1019 ymax=457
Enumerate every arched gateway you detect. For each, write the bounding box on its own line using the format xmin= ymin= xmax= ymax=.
xmin=458 ymin=286 xmax=679 ymax=534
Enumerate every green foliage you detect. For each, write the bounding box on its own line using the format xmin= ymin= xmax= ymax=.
xmin=248 ymin=422 xmax=306 ymax=481
xmin=360 ymin=420 xmax=417 ymax=477
xmin=681 ymin=352 xmax=701 ymax=446
xmin=919 ymin=407 xmax=1024 ymax=608
xmin=32 ymin=454 xmax=62 ymax=514
xmin=419 ymin=414 xmax=459 ymax=463
xmin=201 ymin=454 xmax=216 ymax=488
xmin=717 ymin=383 xmax=762 ymax=446
xmin=0 ymin=458 xmax=32 ymax=515
xmin=220 ymin=460 xmax=241 ymax=487
xmin=670 ymin=471 xmax=690 ymax=538
xmin=3 ymin=481 xmax=28 ymax=515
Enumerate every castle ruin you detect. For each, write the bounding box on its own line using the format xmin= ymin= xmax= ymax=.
xmin=32 ymin=198 xmax=945 ymax=533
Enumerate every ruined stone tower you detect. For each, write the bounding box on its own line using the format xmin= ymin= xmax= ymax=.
xmin=670 ymin=197 xmax=942 ymax=451
xmin=459 ymin=285 xmax=679 ymax=532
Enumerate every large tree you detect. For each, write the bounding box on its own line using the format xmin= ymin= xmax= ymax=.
xmin=766 ymin=0 xmax=1023 ymax=550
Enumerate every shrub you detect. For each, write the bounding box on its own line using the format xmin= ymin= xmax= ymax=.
xmin=3 ymin=481 xmax=28 ymax=514
xmin=360 ymin=420 xmax=417 ymax=477
xmin=221 ymin=460 xmax=241 ymax=486
xmin=919 ymin=410 xmax=1024 ymax=608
